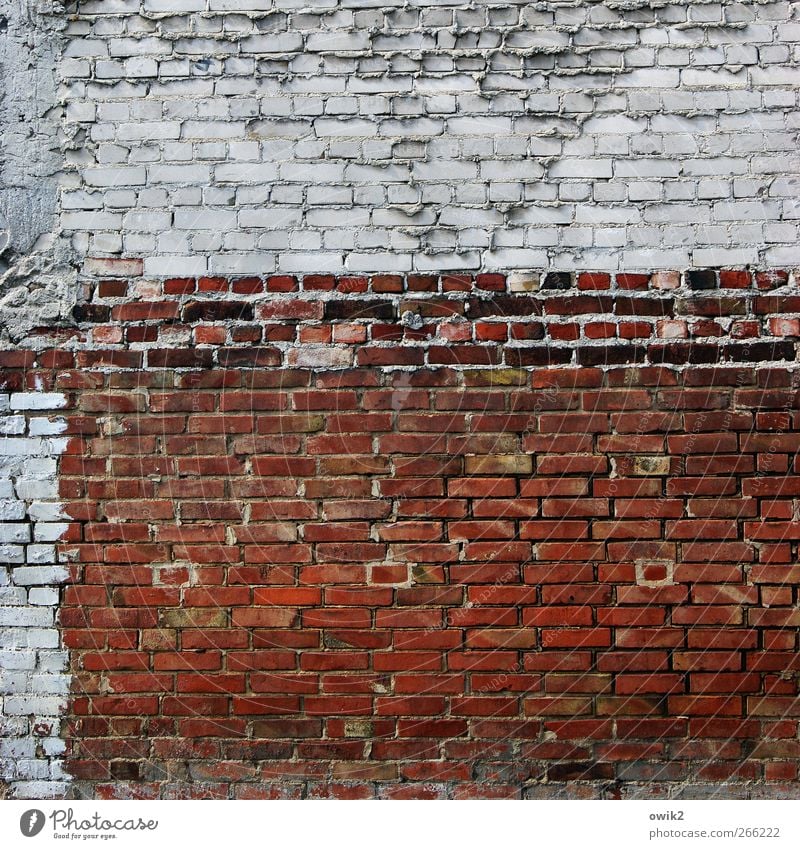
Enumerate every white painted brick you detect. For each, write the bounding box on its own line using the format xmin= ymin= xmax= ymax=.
xmin=143 ymin=255 xmax=208 ymax=276
xmin=0 ymin=525 xmax=30 ymax=544
xmin=415 ymin=252 xmax=481 ymax=271
xmin=622 ymin=248 xmax=691 ymax=269
xmin=0 ymin=545 xmax=25 ymax=564
xmin=27 ymin=502 xmax=67 ymax=523
xmin=3 ymin=696 xmax=67 ymax=715
xmin=346 ymin=252 xmax=413 ymax=272
xmin=32 ymin=523 xmax=70 ymax=543
xmin=27 ymin=588 xmax=59 ymax=607
xmin=484 ymin=249 xmax=549 ymax=269
xmin=278 ymin=252 xmax=346 ymax=274
xmin=26 ymin=546 xmax=58 ymax=565
xmin=15 ymin=480 xmax=59 ymax=500
xmin=0 ymin=651 xmax=36 ymax=670
xmin=0 ymin=588 xmax=27 ymax=605
xmin=549 ymin=160 xmax=613 ymax=179
xmin=0 ymin=417 xmax=26 ymax=436
xmin=0 ymin=608 xmax=52 ymax=627
xmin=27 ymin=418 xmax=68 ymax=437
xmin=1 ymin=626 xmax=60 ymax=649
xmin=765 ymin=245 xmax=800 ymax=265
xmin=9 ymin=394 xmax=67 ymax=412
xmin=10 ymin=566 xmax=69 ymax=587
xmin=12 ymin=781 xmax=69 ymax=798
xmin=144 ymin=0 xmax=204 ymax=9
xmin=0 ymin=501 xmax=25 ymax=521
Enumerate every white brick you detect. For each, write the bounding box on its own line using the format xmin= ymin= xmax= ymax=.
xmin=174 ymin=208 xmax=238 ymax=230
xmin=346 ymin=253 xmax=413 ymax=272
xmin=549 ymin=160 xmax=613 ymax=179
xmin=414 ymin=252 xmax=480 ymax=271
xmin=0 ymin=545 xmax=25 ymax=564
xmin=148 ymin=164 xmax=212 ymax=183
xmin=484 ymin=249 xmax=548 ymax=269
xmin=0 ymin=525 xmax=30 ymax=544
xmin=0 ymin=438 xmax=48 ymax=456
xmin=0 ymin=501 xmax=25 ymax=521
xmin=26 ymin=545 xmax=57 ymax=565
xmin=208 ymin=254 xmax=276 ymax=275
xmin=622 ymin=248 xmax=691 ymax=269
xmin=9 ymin=394 xmax=67 ymax=412
xmin=28 ymin=588 xmax=59 ymax=607
xmin=279 ymin=253 xmax=346 ymax=274
xmin=3 ymin=696 xmax=67 ymax=715
xmin=0 ymin=417 xmax=26 ymax=435
xmin=27 ymin=418 xmax=68 ymax=437
xmin=765 ymin=245 xmax=800 ymax=265
xmin=0 ymin=608 xmax=51 ymax=627
xmin=27 ymin=503 xmax=67 ymax=522
xmin=143 ymin=255 xmax=208 ymax=276
xmin=15 ymin=480 xmax=59 ymax=500
xmin=144 ymin=0 xmax=204 ymax=10
xmin=215 ymin=163 xmax=279 ymax=182
xmin=33 ymin=523 xmax=70 ymax=543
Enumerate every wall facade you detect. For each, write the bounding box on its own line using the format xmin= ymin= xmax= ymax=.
xmin=0 ymin=390 xmax=71 ymax=798
xmin=0 ymin=1 xmax=799 ymax=800
xmin=3 ymin=266 xmax=800 ymax=799
xmin=60 ymin=0 xmax=800 ymax=275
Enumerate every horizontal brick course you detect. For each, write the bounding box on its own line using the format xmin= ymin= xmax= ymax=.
xmin=8 ymin=269 xmax=796 ymax=378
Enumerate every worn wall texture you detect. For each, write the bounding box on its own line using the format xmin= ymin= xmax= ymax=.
xmin=57 ymin=0 xmax=800 ymax=276
xmin=1 ymin=0 xmax=800 ymax=800
xmin=0 ymin=1 xmax=76 ymax=339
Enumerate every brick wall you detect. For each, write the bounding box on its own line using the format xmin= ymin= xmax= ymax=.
xmin=62 ymin=1 xmax=800 ymax=275
xmin=2 ymin=0 xmax=800 ymax=801
xmin=0 ymin=392 xmax=71 ymax=797
xmin=3 ymin=266 xmax=798 ymax=799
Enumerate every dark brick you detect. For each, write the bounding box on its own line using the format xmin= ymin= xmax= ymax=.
xmin=543 ymin=296 xmax=613 ymax=315
xmin=548 ymin=762 xmax=615 ymax=781
xmin=73 ymin=303 xmax=112 ymax=323
xmin=324 ymin=300 xmax=395 ymax=320
xmin=468 ymin=296 xmax=541 ymax=318
xmin=686 ymin=270 xmax=718 ymax=290
xmin=217 ymin=348 xmax=282 ymax=368
xmin=505 ymin=347 xmax=573 ymax=367
xmin=577 ymin=345 xmax=646 ymax=366
xmin=183 ymin=301 xmax=254 ymax=322
xmin=147 ymin=349 xmax=214 ymax=368
xmin=541 ymin=272 xmax=573 ymax=290
xmin=725 ymin=341 xmax=795 ymax=362
xmin=615 ymin=297 xmax=674 ymax=317
xmin=648 ymin=344 xmax=721 ymax=365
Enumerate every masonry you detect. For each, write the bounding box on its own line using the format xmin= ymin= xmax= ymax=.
xmin=0 ymin=1 xmax=799 ymax=800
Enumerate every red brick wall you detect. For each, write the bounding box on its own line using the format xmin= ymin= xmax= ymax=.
xmin=12 ymin=267 xmax=800 ymax=799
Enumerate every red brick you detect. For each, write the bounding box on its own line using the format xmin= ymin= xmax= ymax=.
xmin=56 ymin=271 xmax=800 ymax=798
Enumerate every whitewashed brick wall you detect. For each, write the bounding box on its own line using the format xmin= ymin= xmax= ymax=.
xmin=0 ymin=393 xmax=71 ymax=799
xmin=60 ymin=0 xmax=800 ymax=276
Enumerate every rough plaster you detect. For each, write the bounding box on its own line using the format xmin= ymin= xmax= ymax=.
xmin=0 ymin=1 xmax=76 ymax=341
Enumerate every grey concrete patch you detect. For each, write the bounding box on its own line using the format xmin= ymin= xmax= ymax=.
xmin=0 ymin=1 xmax=76 ymax=340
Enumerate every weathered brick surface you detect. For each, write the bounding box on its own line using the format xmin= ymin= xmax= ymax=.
xmin=0 ymin=392 xmax=72 ymax=798
xmin=4 ymin=270 xmax=799 ymax=799
xmin=2 ymin=0 xmax=800 ymax=802
xmin=60 ymin=1 xmax=800 ymax=276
